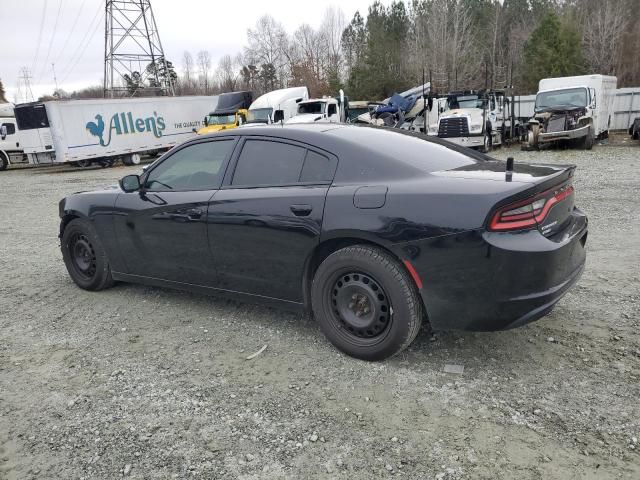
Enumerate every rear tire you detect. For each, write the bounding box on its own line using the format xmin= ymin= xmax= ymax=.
xmin=76 ymin=159 xmax=92 ymax=168
xmin=0 ymin=152 xmax=8 ymax=171
xmin=311 ymin=245 xmax=423 ymax=361
xmin=61 ymin=219 xmax=114 ymax=291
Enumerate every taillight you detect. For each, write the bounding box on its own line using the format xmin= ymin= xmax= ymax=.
xmin=489 ymin=184 xmax=574 ymax=231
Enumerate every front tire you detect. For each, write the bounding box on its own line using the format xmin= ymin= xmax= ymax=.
xmin=311 ymin=245 xmax=423 ymax=361
xmin=0 ymin=152 xmax=8 ymax=171
xmin=61 ymin=219 xmax=114 ymax=291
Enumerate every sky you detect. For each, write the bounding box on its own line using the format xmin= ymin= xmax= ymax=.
xmin=2 ymin=0 xmax=387 ymax=103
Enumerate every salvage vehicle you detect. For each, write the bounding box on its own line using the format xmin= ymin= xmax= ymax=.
xmin=629 ymin=117 xmax=640 ymax=140
xmin=426 ymin=90 xmax=511 ymax=152
xmin=286 ymin=90 xmax=348 ymax=124
xmin=197 ymin=91 xmax=252 ymax=134
xmin=0 ymin=103 xmax=27 ymax=171
xmin=58 ymin=124 xmax=588 ymax=361
xmin=14 ymin=96 xmax=217 ymax=168
xmin=245 ymin=86 xmax=308 ymax=125
xmin=522 ymin=75 xmax=617 ymax=150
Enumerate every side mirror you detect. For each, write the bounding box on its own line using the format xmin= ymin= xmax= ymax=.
xmin=120 ymin=174 xmax=141 ymax=193
xmin=273 ymin=109 xmax=284 ymax=123
xmin=0 ymin=125 xmax=6 ymax=140
xmin=203 ymin=116 xmax=209 ymax=127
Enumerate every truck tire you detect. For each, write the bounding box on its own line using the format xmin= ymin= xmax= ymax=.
xmin=76 ymin=159 xmax=92 ymax=168
xmin=579 ymin=127 xmax=594 ymax=150
xmin=311 ymin=245 xmax=423 ymax=361
xmin=61 ymin=218 xmax=115 ymax=291
xmin=0 ymin=152 xmax=8 ymax=171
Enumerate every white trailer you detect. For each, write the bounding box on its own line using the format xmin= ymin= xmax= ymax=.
xmin=14 ymin=96 xmax=218 ymax=167
xmin=523 ymin=74 xmax=617 ymax=150
xmin=245 ymin=86 xmax=309 ymax=124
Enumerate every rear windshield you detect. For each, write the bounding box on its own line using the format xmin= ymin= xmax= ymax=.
xmin=328 ymin=126 xmax=477 ymax=173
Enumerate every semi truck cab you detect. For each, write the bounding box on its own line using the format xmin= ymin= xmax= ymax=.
xmin=0 ymin=116 xmax=27 ymax=171
xmin=198 ymin=109 xmax=248 ymax=133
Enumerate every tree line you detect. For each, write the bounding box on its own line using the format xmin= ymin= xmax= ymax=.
xmin=29 ymin=0 xmax=640 ymax=101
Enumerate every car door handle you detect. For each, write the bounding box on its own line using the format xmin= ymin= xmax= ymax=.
xmin=290 ymin=204 xmax=312 ymax=216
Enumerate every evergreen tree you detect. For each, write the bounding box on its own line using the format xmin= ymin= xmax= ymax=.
xmin=522 ymin=12 xmax=586 ymax=91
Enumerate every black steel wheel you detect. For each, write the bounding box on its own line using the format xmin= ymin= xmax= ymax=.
xmin=61 ymin=219 xmax=114 ymax=291
xmin=312 ymin=245 xmax=423 ymax=361
xmin=69 ymin=233 xmax=97 ymax=280
xmin=329 ymin=271 xmax=392 ymax=341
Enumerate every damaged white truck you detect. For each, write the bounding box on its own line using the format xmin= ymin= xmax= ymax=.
xmin=522 ymin=75 xmax=617 ymax=150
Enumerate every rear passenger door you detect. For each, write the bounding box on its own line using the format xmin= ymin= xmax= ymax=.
xmin=207 ymin=137 xmax=337 ymax=302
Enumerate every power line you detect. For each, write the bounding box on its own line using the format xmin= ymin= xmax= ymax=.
xmin=31 ymin=0 xmax=49 ymax=72
xmin=52 ymin=0 xmax=88 ymax=66
xmin=58 ymin=3 xmax=104 ymax=83
xmin=59 ymin=8 xmax=105 ymax=86
xmin=36 ymin=0 xmax=65 ymax=83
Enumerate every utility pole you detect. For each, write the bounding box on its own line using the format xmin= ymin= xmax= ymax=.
xmin=103 ymin=0 xmax=174 ymax=98
xmin=52 ymin=63 xmax=59 ymax=95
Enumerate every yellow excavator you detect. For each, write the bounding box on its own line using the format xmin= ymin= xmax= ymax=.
xmin=197 ymin=91 xmax=253 ymax=134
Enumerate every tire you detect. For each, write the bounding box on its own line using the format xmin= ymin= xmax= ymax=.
xmin=76 ymin=159 xmax=92 ymax=168
xmin=579 ymin=127 xmax=594 ymax=150
xmin=61 ymin=218 xmax=114 ymax=291
xmin=311 ymin=245 xmax=423 ymax=361
xmin=0 ymin=152 xmax=8 ymax=171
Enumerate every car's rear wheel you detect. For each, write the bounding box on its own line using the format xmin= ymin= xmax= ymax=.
xmin=61 ymin=219 xmax=114 ymax=291
xmin=311 ymin=245 xmax=422 ymax=361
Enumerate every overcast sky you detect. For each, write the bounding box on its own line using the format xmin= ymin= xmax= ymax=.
xmin=2 ymin=0 xmax=387 ymax=103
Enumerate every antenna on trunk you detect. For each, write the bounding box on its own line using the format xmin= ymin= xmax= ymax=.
xmin=506 ymin=157 xmax=514 ymax=182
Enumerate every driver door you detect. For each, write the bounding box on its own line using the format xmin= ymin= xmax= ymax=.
xmin=113 ymin=137 xmax=237 ymax=286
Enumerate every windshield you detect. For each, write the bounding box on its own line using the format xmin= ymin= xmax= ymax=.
xmin=298 ymin=102 xmax=325 ymax=115
xmin=206 ymin=114 xmax=236 ymax=126
xmin=247 ymin=108 xmax=273 ymax=123
xmin=446 ymin=95 xmax=485 ymax=110
xmin=535 ymin=88 xmax=587 ymax=111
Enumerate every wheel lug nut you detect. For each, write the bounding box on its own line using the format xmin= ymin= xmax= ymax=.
xmin=348 ymin=302 xmax=355 ymax=309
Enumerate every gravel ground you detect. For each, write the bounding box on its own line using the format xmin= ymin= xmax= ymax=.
xmin=1 ymin=138 xmax=639 ymax=479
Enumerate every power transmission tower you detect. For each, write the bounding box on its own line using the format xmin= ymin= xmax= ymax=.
xmin=17 ymin=68 xmax=35 ymax=103
xmin=103 ymin=0 xmax=174 ymax=98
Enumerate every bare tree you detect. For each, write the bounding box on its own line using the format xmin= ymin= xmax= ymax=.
xmin=319 ymin=6 xmax=346 ymax=86
xmin=182 ymin=51 xmax=194 ymax=85
xmin=245 ymin=15 xmax=289 ymax=88
xmin=197 ymin=50 xmax=212 ymax=94
xmin=581 ymin=0 xmax=628 ymax=75
xmin=217 ymin=54 xmax=238 ymax=92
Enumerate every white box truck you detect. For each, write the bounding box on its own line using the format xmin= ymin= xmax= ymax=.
xmin=0 ymin=103 xmax=27 ymax=171
xmin=523 ymin=74 xmax=617 ymax=150
xmin=14 ymin=96 xmax=218 ymax=167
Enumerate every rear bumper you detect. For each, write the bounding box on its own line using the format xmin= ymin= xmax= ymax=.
xmin=394 ymin=208 xmax=588 ymax=331
xmin=539 ymin=125 xmax=589 ymax=142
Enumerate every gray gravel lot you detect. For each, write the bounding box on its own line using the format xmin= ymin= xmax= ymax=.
xmin=1 ymin=138 xmax=639 ymax=479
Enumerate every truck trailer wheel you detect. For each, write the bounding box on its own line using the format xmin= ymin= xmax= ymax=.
xmin=0 ymin=152 xmax=8 ymax=171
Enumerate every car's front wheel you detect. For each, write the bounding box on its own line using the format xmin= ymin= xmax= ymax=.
xmin=61 ymin=219 xmax=114 ymax=291
xmin=311 ymin=245 xmax=423 ymax=361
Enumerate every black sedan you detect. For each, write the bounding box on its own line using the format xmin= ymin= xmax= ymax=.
xmin=59 ymin=125 xmax=588 ymax=360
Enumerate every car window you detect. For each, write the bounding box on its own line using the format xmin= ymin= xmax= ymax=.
xmin=300 ymin=150 xmax=333 ymax=183
xmin=328 ymin=104 xmax=337 ymax=116
xmin=145 ymin=140 xmax=234 ymax=191
xmin=232 ymin=140 xmax=306 ymax=186
xmin=1 ymin=123 xmax=16 ymax=135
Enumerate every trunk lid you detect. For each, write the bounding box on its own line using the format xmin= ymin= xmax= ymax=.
xmin=438 ymin=160 xmax=576 ymax=236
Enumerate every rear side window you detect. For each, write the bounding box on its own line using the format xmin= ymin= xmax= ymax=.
xmin=232 ymin=140 xmax=306 ymax=186
xmin=300 ymin=150 xmax=332 ymax=183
